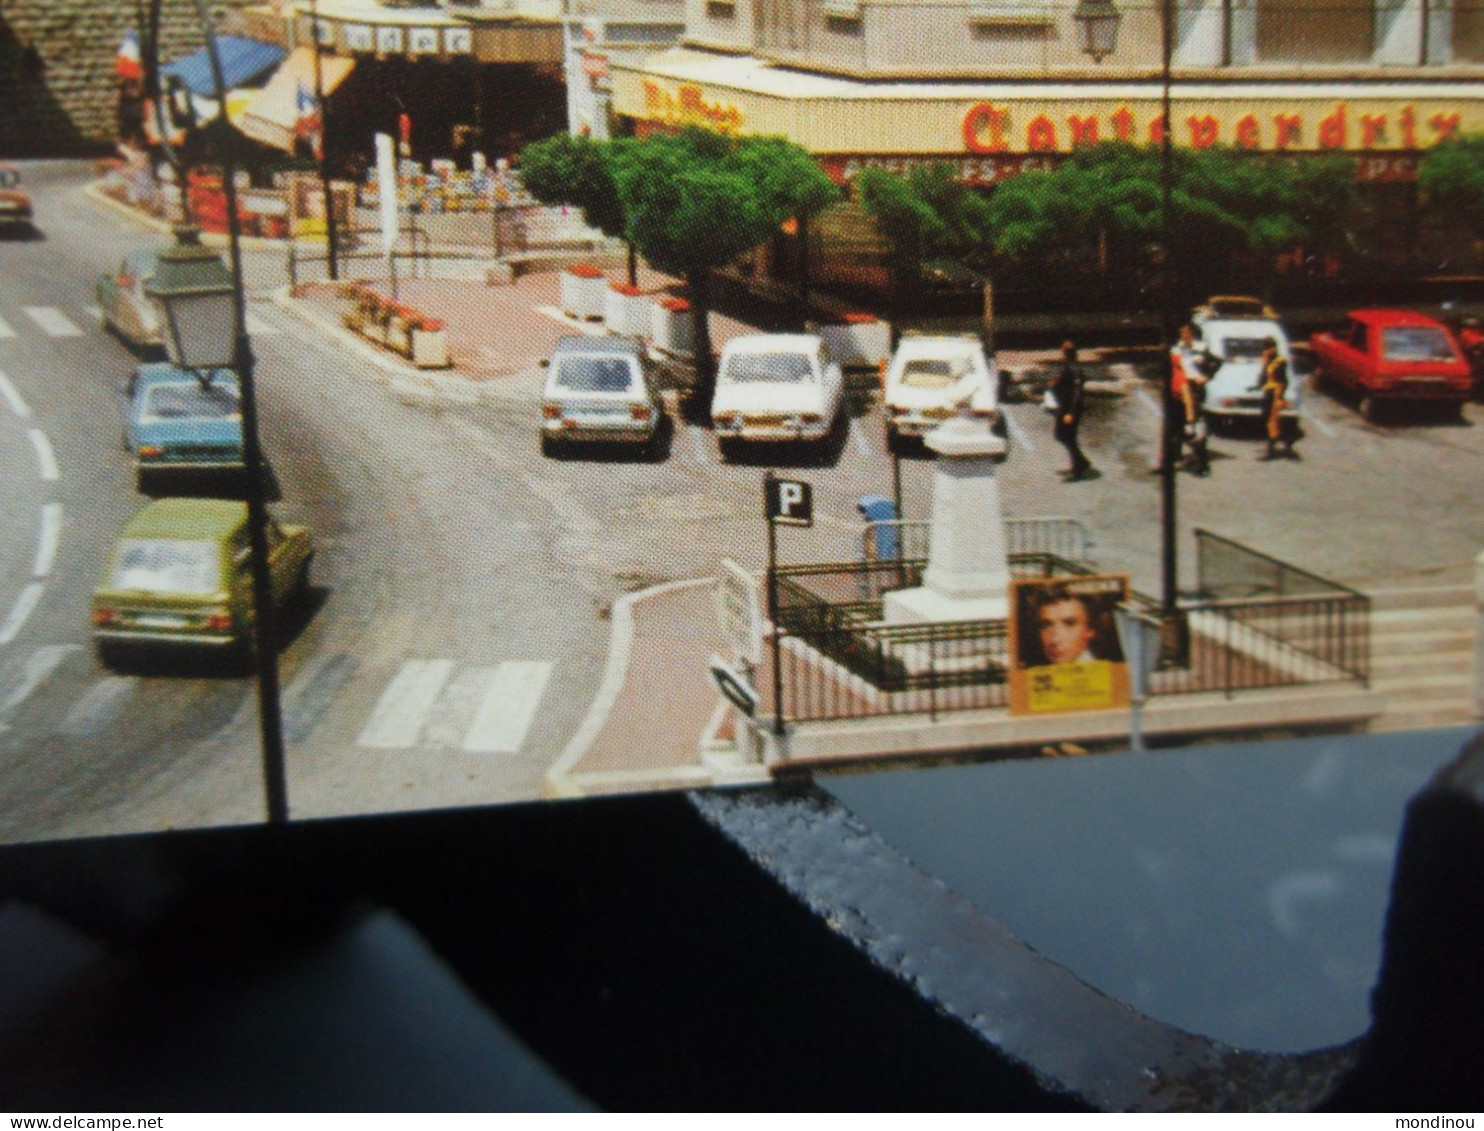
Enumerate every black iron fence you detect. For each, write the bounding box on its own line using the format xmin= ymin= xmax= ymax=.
xmin=770 ymin=530 xmax=1370 ymax=725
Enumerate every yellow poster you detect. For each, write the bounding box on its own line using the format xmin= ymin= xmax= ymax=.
xmin=1008 ymin=575 xmax=1131 ymax=715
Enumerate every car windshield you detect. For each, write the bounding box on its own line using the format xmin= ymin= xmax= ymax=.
xmin=1219 ymin=336 xmax=1271 ymax=361
xmin=725 ymin=352 xmax=813 ymax=383
xmin=143 ymin=383 xmax=241 ymax=419
xmin=900 ymin=358 xmax=971 ymax=390
xmin=110 ymin=539 xmax=220 ymax=595
xmin=1382 ymin=327 xmax=1457 ymax=362
xmin=555 ymin=357 xmax=635 ymax=393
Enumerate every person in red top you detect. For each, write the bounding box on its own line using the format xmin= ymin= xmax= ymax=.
xmin=1165 ymin=323 xmax=1210 ymax=474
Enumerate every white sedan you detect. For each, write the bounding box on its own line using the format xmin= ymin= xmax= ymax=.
xmin=882 ymin=333 xmax=998 ymax=451
xmin=1194 ymin=317 xmax=1302 ymax=429
xmin=711 ymin=334 xmax=845 ymax=460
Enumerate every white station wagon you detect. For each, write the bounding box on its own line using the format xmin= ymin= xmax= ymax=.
xmin=882 ymin=333 xmax=998 ymax=452
xmin=711 ymin=333 xmax=845 ymax=460
xmin=540 ymin=335 xmax=665 ymax=458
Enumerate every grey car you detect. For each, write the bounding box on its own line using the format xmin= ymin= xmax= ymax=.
xmin=540 ymin=336 xmax=667 ymax=458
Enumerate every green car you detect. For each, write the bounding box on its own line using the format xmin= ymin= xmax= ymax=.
xmin=91 ymin=498 xmax=313 ymax=666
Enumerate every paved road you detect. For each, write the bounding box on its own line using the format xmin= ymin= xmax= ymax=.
xmin=2 ymin=160 xmax=1481 ymax=843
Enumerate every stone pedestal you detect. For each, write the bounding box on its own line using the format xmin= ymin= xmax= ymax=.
xmin=884 ymin=415 xmax=1011 ymax=624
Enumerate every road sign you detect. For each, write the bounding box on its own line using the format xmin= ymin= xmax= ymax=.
xmin=766 ymin=477 xmax=813 ymax=527
xmin=716 ymin=559 xmax=763 ymax=666
xmin=709 ymin=655 xmax=759 ymax=717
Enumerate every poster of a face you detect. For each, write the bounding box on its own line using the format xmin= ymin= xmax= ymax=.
xmin=1009 ymin=575 xmax=1130 ymax=715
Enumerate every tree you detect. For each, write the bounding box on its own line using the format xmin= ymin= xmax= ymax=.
xmin=610 ymin=128 xmax=839 ymax=418
xmin=1420 ymin=133 xmax=1484 ymax=242
xmin=518 ymin=133 xmax=638 ymax=283
xmin=856 ymin=162 xmax=996 ymax=284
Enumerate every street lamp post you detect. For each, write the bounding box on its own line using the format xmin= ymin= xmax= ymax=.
xmin=309 ymin=0 xmax=340 ymax=280
xmin=1076 ymin=0 xmax=1188 ymax=664
xmin=144 ymin=0 xmax=290 ymax=825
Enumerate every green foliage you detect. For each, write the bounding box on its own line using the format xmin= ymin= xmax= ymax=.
xmin=518 ymin=133 xmax=627 ymax=239
xmin=1420 ymin=133 xmax=1484 ymax=234
xmin=856 ymin=162 xmax=995 ymax=266
xmin=609 ymin=127 xmax=839 ymax=276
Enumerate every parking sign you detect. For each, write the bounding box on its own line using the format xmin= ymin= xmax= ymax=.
xmin=765 ymin=477 xmax=813 ymax=527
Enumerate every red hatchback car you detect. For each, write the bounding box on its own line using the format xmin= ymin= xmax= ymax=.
xmin=1310 ymin=309 xmax=1473 ymax=422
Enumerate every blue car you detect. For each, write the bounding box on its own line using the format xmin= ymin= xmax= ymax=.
xmin=123 ymin=364 xmax=244 ymax=490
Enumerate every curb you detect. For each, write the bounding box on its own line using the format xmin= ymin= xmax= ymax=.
xmin=83 ymin=180 xmax=332 ymax=255
xmin=543 ymin=576 xmax=721 ymax=800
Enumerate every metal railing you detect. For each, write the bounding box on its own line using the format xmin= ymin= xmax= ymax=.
xmin=770 ymin=529 xmax=1370 ymax=724
xmin=862 ymin=516 xmax=1095 ymax=566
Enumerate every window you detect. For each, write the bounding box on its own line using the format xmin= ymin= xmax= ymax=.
xmin=143 ymin=383 xmax=241 ymax=420
xmin=556 ymin=357 xmax=636 ymax=392
xmin=1258 ymin=0 xmax=1374 ymax=62
xmin=1382 ymin=326 xmax=1457 ymax=362
xmin=112 ymin=539 xmax=220 ymax=595
xmin=725 ymin=353 xmax=814 ymax=383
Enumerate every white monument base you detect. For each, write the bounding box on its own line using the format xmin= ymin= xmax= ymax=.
xmin=883 ymin=587 xmax=1008 ymax=624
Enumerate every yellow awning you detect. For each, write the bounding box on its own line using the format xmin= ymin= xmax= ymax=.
xmin=237 ymin=47 xmax=355 ymax=152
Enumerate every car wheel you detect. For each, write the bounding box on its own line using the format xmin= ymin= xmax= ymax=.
xmin=97 ymin=640 xmax=126 ymax=671
xmin=886 ymin=428 xmax=909 ymax=457
xmin=540 ymin=433 xmax=558 ymax=459
xmin=291 ymin=557 xmax=312 ymax=605
xmin=1360 ymin=395 xmax=1381 ymax=423
xmin=717 ymin=436 xmax=742 ymax=463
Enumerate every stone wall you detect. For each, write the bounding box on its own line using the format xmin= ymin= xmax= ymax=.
xmin=1 ymin=1 xmax=260 ymax=155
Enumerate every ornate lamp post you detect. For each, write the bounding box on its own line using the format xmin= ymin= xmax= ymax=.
xmin=1074 ymin=0 xmax=1187 ymax=663
xmin=144 ymin=0 xmax=290 ymax=824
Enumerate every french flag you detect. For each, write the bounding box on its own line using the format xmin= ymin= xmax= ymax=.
xmin=295 ymin=83 xmax=323 ymax=156
xmin=116 ymin=28 xmax=143 ymax=82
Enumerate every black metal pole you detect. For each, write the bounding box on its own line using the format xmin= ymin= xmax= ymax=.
xmin=1158 ymin=0 xmax=1181 ymax=649
xmin=765 ymin=471 xmax=785 ymax=740
xmin=310 ymin=0 xmax=339 ymax=280
xmin=192 ymin=0 xmax=290 ymax=824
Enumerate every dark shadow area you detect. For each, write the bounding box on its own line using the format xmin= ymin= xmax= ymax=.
xmin=137 ymin=461 xmax=283 ymax=503
xmin=0 ymin=224 xmax=44 ymax=242
xmin=0 ymin=21 xmax=96 ymax=158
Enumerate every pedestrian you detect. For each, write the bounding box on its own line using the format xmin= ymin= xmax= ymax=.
xmin=1182 ymin=347 xmax=1218 ymax=477
xmin=1258 ymin=337 xmax=1299 ymax=460
xmin=1049 ymin=340 xmax=1094 ymax=480
xmin=1164 ymin=323 xmax=1203 ymax=473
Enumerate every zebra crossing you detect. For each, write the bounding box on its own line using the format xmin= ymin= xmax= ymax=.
xmin=0 ymin=303 xmax=281 ymax=342
xmin=0 ymin=646 xmax=557 ymax=757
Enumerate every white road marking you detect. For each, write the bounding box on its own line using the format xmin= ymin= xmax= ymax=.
xmin=689 ymin=424 xmax=707 ymax=463
xmin=0 ymin=370 xmax=31 ymax=417
xmin=0 ymin=581 xmax=50 ymax=650
xmin=1003 ymin=408 xmax=1036 ymax=454
xmin=462 ymin=661 xmax=553 ymax=754
xmin=535 ymin=305 xmax=606 ymax=336
xmin=24 ymin=307 xmax=84 ymax=338
xmin=0 ymin=316 xmax=15 ymax=340
xmin=1302 ymin=410 xmax=1337 ymax=439
xmin=28 ymin=430 xmax=59 ymax=481
xmin=245 ymin=312 xmax=280 ymax=336
xmin=0 ymin=644 xmax=78 ymax=718
xmin=58 ymin=675 xmax=138 ymax=737
xmin=33 ymin=503 xmax=62 ymax=578
xmin=850 ymin=417 xmax=872 ymax=456
xmin=356 ymin=658 xmax=455 ymax=748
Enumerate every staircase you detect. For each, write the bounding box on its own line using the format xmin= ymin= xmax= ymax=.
xmin=1364 ymin=585 xmax=1479 ymax=732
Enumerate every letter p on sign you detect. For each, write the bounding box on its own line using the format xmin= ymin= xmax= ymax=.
xmin=766 ymin=477 xmax=813 ymax=527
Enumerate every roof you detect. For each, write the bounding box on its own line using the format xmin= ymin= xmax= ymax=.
xmin=162 ymin=36 xmax=285 ymax=98
xmin=1349 ymin=309 xmax=1450 ymax=328
xmin=723 ymin=334 xmax=824 ymax=353
xmin=1200 ymin=318 xmax=1286 ymax=339
xmin=134 ymin=364 xmax=238 ymax=388
xmin=551 ymin=334 xmax=644 ymax=356
xmin=237 ymin=48 xmax=356 ymax=153
xmin=893 ymin=335 xmax=986 ymax=359
xmin=122 ymin=498 xmax=248 ymax=540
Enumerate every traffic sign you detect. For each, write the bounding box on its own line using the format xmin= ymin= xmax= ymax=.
xmin=716 ymin=559 xmax=764 ymax=666
xmin=766 ymin=477 xmax=813 ymax=527
xmin=709 ymin=655 xmax=759 ymax=717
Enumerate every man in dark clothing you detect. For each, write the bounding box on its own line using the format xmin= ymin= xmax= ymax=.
xmin=1050 ymin=340 xmax=1094 ymax=480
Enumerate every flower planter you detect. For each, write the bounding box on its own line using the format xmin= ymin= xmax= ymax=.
xmin=560 ymin=264 xmax=607 ymax=321
xmin=817 ymin=313 xmax=891 ymax=371
xmin=651 ymin=297 xmax=696 ymax=359
xmin=605 ymin=283 xmax=652 ymax=339
xmin=410 ymin=327 xmax=450 ymax=369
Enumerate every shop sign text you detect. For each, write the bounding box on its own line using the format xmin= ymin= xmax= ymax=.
xmin=640 ymin=81 xmax=743 ymax=135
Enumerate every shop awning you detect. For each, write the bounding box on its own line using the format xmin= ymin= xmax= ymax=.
xmin=236 ymin=48 xmax=356 ymax=153
xmin=161 ymin=36 xmax=285 ymax=98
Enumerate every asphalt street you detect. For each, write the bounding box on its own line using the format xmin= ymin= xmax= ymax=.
xmin=2 ymin=160 xmax=1482 ymax=844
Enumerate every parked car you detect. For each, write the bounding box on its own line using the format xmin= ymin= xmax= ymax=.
xmin=0 ymin=165 xmax=33 ymax=231
xmin=881 ymin=333 xmax=999 ymax=452
xmin=1191 ymin=312 xmax=1302 ymax=431
xmin=711 ymin=333 xmax=845 ymax=460
xmin=1191 ymin=294 xmax=1278 ymax=323
xmin=123 ymin=363 xmax=244 ymax=489
xmin=540 ymin=335 xmax=665 ymax=458
xmin=1439 ymin=302 xmax=1484 ymax=390
xmin=91 ymin=497 xmax=313 ymax=666
xmin=1310 ymin=310 xmax=1473 ymax=422
xmin=96 ymin=248 xmax=164 ymax=350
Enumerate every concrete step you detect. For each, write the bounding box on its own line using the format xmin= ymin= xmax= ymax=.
xmin=1370 ymin=707 xmax=1481 ymax=732
xmin=1369 ymin=605 xmax=1474 ymax=630
xmin=1368 ymin=673 xmax=1475 ymax=703
xmin=1368 ymin=628 xmax=1474 ymax=656
xmin=1371 ymin=651 xmax=1475 ymax=680
xmin=1363 ymin=584 xmax=1475 ymax=611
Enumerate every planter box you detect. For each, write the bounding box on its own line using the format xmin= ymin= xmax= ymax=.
xmin=561 ymin=265 xmax=607 ymax=321
xmin=605 ymin=284 xmax=652 ymax=339
xmin=652 ymin=298 xmax=696 ymax=359
xmin=817 ymin=315 xmax=892 ymax=371
xmin=410 ymin=328 xmax=450 ymax=369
